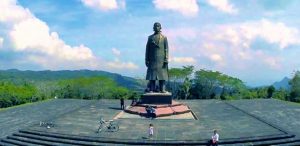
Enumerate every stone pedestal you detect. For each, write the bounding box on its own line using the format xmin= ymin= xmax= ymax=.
xmin=141 ymin=92 xmax=172 ymax=104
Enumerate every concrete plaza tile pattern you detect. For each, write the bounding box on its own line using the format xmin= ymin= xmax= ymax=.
xmin=228 ymin=99 xmax=300 ymax=139
xmin=0 ymin=99 xmax=93 ymax=139
xmin=15 ymin=100 xmax=284 ymax=139
xmin=1 ymin=98 xmax=300 ymax=145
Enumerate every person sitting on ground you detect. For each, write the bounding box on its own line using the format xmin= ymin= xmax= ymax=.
xmin=145 ymin=106 xmax=156 ymax=118
xmin=131 ymin=97 xmax=137 ymax=106
xmin=149 ymin=123 xmax=154 ymax=138
xmin=150 ymin=106 xmax=156 ymax=118
xmin=146 ymin=105 xmax=150 ymax=114
xmin=210 ymin=129 xmax=219 ymax=146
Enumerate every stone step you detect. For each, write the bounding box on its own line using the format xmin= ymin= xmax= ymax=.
xmin=278 ymin=139 xmax=300 ymax=146
xmin=19 ymin=129 xmax=208 ymax=145
xmin=232 ymin=136 xmax=296 ymax=146
xmin=14 ymin=129 xmax=299 ymax=145
xmin=1 ymin=138 xmax=31 ymax=146
xmin=19 ymin=130 xmax=153 ymax=145
xmin=252 ymin=139 xmax=295 ymax=145
xmin=0 ymin=140 xmax=18 ymax=146
xmin=219 ymin=133 xmax=295 ymax=145
xmin=14 ymin=132 xmax=99 ymax=146
xmin=7 ymin=136 xmax=41 ymax=146
xmin=9 ymin=134 xmax=64 ymax=146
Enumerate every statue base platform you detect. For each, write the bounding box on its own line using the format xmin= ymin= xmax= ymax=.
xmin=140 ymin=92 xmax=172 ymax=104
xmin=124 ymin=100 xmax=191 ymax=117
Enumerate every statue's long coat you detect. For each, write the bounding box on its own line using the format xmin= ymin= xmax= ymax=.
xmin=145 ymin=33 xmax=169 ymax=80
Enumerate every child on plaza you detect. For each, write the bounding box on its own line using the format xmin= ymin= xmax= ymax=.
xmin=210 ymin=129 xmax=219 ymax=146
xmin=149 ymin=123 xmax=154 ymax=138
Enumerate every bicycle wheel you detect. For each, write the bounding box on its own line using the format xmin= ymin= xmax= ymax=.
xmin=48 ymin=122 xmax=54 ymax=127
xmin=110 ymin=124 xmax=119 ymax=132
xmin=97 ymin=124 xmax=104 ymax=133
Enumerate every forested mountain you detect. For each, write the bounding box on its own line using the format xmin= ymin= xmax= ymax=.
xmin=273 ymin=77 xmax=291 ymax=90
xmin=0 ymin=69 xmax=142 ymax=91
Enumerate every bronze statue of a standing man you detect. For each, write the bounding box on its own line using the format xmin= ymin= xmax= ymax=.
xmin=145 ymin=22 xmax=169 ymax=93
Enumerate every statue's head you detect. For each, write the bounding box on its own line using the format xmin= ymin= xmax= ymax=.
xmin=153 ymin=22 xmax=161 ymax=33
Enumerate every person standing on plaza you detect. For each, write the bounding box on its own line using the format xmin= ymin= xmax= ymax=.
xmin=149 ymin=123 xmax=154 ymax=139
xmin=120 ymin=97 xmax=125 ymax=110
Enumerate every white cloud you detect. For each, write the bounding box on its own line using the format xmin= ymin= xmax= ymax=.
xmin=253 ymin=51 xmax=282 ymax=70
xmin=214 ymin=19 xmax=300 ymax=49
xmin=0 ymin=0 xmax=139 ymax=72
xmin=0 ymin=37 xmax=3 ymax=48
xmin=106 ymin=59 xmax=138 ymax=70
xmin=81 ymin=0 xmax=125 ymax=11
xmin=0 ymin=0 xmax=99 ymax=69
xmin=197 ymin=19 xmax=298 ymax=70
xmin=206 ymin=0 xmax=238 ymax=14
xmin=209 ymin=54 xmax=223 ymax=62
xmin=0 ymin=0 xmax=33 ymax=23
xmin=164 ymin=20 xmax=294 ymax=72
xmin=112 ymin=48 xmax=121 ymax=56
xmin=165 ymin=27 xmax=198 ymax=40
xmin=108 ymin=48 xmax=138 ymax=70
xmin=263 ymin=56 xmax=282 ymax=70
xmin=153 ymin=0 xmax=199 ymax=17
xmin=170 ymin=57 xmax=196 ymax=64
xmin=245 ymin=19 xmax=300 ymax=49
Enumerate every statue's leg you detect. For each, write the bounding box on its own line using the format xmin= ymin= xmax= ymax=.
xmin=149 ymin=80 xmax=155 ymax=92
xmin=159 ymin=80 xmax=166 ymax=93
xmin=145 ymin=81 xmax=150 ymax=92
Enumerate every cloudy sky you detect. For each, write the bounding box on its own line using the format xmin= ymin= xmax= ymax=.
xmin=1 ymin=0 xmax=300 ymax=86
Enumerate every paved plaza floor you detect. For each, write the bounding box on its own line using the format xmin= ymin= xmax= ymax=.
xmin=1 ymin=98 xmax=300 ymax=145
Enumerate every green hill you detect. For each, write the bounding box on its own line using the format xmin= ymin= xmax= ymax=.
xmin=0 ymin=69 xmax=143 ymax=91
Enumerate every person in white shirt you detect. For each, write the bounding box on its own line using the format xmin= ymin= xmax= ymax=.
xmin=210 ymin=129 xmax=219 ymax=146
xmin=149 ymin=123 xmax=154 ymax=139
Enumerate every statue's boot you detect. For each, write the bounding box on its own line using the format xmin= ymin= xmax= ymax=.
xmin=149 ymin=80 xmax=155 ymax=92
xmin=159 ymin=80 xmax=166 ymax=93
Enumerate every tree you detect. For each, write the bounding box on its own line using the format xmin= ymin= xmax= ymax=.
xmin=289 ymin=71 xmax=300 ymax=102
xmin=168 ymin=66 xmax=194 ymax=99
xmin=180 ymin=66 xmax=194 ymax=99
xmin=191 ymin=69 xmax=246 ymax=99
xmin=193 ymin=69 xmax=222 ymax=99
xmin=182 ymin=77 xmax=192 ymax=99
xmin=0 ymin=81 xmax=38 ymax=108
xmin=55 ymin=76 xmax=131 ymax=100
xmin=168 ymin=68 xmax=182 ymax=98
xmin=267 ymin=86 xmax=275 ymax=98
xmin=272 ymin=88 xmax=288 ymax=101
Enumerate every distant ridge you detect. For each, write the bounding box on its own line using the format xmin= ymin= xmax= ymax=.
xmin=0 ymin=69 xmax=142 ymax=91
xmin=273 ymin=77 xmax=291 ymax=90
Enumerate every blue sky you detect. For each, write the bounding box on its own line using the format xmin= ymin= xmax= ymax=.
xmin=1 ymin=0 xmax=300 ymax=86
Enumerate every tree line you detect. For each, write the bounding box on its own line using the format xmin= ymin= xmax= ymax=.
xmin=0 ymin=76 xmax=137 ymax=108
xmin=1 ymin=68 xmax=299 ymax=108
xmin=167 ymin=66 xmax=300 ymax=103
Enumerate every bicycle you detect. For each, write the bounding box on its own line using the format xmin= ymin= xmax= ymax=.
xmin=97 ymin=117 xmax=119 ymax=133
xmin=39 ymin=121 xmax=54 ymax=129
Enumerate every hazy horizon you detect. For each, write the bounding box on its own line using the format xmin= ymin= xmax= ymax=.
xmin=0 ymin=68 xmax=291 ymax=87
